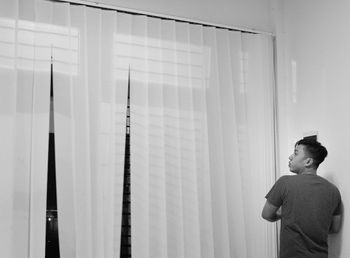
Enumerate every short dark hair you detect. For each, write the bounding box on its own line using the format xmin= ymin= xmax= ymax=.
xmin=295 ymin=139 xmax=328 ymax=168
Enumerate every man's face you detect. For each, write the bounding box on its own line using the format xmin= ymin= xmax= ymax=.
xmin=288 ymin=144 xmax=309 ymax=174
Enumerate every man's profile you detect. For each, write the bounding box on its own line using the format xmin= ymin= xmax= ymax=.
xmin=262 ymin=139 xmax=342 ymax=258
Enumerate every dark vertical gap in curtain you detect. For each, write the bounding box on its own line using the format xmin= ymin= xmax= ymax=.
xmin=120 ymin=67 xmax=132 ymax=258
xmin=45 ymin=57 xmax=60 ymax=258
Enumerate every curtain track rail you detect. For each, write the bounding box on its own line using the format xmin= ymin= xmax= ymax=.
xmin=48 ymin=0 xmax=274 ymax=36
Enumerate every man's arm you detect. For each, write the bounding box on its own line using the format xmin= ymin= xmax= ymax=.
xmin=329 ymin=214 xmax=342 ymax=234
xmin=262 ymin=200 xmax=281 ymax=222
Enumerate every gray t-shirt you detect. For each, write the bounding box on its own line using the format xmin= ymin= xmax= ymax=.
xmin=266 ymin=174 xmax=341 ymax=258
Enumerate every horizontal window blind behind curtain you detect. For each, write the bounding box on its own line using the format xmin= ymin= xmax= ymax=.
xmin=0 ymin=0 xmax=277 ymax=257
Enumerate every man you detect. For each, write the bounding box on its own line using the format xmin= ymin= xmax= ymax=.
xmin=262 ymin=139 xmax=342 ymax=258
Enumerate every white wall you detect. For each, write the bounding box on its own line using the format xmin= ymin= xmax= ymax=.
xmin=85 ymin=0 xmax=273 ymax=33
xmin=273 ymin=0 xmax=350 ymax=257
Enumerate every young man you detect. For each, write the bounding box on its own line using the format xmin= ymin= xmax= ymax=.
xmin=262 ymin=139 xmax=342 ymax=258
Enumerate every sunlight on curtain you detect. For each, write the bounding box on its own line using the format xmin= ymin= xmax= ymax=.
xmin=51 ymin=3 xmax=128 ymax=258
xmin=0 ymin=0 xmax=276 ymax=257
xmin=0 ymin=0 xmax=51 ymax=257
xmin=205 ymin=29 xmax=277 ymax=258
xmin=116 ymin=16 xmax=208 ymax=258
xmin=119 ymin=13 xmax=277 ymax=258
xmin=240 ymin=34 xmax=277 ymax=258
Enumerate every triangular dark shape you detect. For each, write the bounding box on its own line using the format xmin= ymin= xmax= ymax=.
xmin=45 ymin=57 xmax=60 ymax=258
xmin=120 ymin=67 xmax=132 ymax=258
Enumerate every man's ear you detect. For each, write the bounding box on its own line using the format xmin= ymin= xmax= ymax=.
xmin=305 ymin=157 xmax=314 ymax=167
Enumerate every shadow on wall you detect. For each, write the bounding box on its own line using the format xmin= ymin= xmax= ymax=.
xmin=324 ymin=172 xmax=344 ymax=258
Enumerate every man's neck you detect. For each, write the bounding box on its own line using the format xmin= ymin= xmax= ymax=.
xmin=299 ymin=168 xmax=317 ymax=175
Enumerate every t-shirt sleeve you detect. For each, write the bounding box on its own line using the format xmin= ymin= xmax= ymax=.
xmin=333 ymin=189 xmax=342 ymax=216
xmin=265 ymin=176 xmax=287 ymax=208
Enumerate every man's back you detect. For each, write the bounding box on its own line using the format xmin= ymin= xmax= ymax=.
xmin=266 ymin=174 xmax=341 ymax=258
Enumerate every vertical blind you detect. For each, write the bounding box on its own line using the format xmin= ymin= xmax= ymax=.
xmin=0 ymin=0 xmax=277 ymax=257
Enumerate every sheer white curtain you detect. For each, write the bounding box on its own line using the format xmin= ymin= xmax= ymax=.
xmin=0 ymin=1 xmax=276 ymax=258
xmin=0 ymin=0 xmax=51 ymax=257
xmin=121 ymin=13 xmax=277 ymax=258
xmin=51 ymin=3 xmax=128 ymax=258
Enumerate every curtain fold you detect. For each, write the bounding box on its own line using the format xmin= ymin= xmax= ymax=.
xmin=241 ymin=34 xmax=277 ymax=258
xmin=127 ymin=18 xmax=277 ymax=258
xmin=216 ymin=29 xmax=248 ymax=258
xmin=52 ymin=3 xmax=128 ymax=258
xmin=0 ymin=0 xmax=51 ymax=257
xmin=0 ymin=1 xmax=276 ymax=257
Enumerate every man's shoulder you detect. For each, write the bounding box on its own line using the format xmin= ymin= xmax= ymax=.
xmin=278 ymin=175 xmax=293 ymax=180
xmin=316 ymin=175 xmax=340 ymax=189
xmin=272 ymin=175 xmax=295 ymax=189
xmin=318 ymin=176 xmax=341 ymax=196
xmin=277 ymin=175 xmax=294 ymax=183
